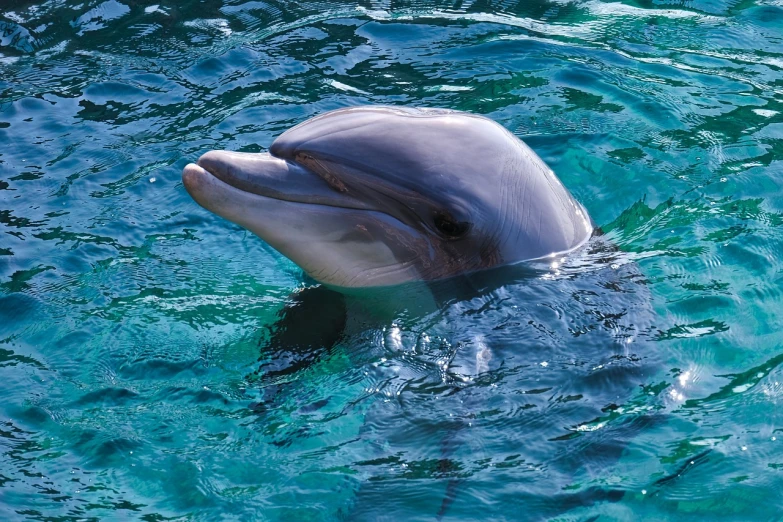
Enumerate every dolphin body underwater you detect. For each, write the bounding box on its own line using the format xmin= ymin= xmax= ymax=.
xmin=182 ymin=106 xmax=659 ymax=519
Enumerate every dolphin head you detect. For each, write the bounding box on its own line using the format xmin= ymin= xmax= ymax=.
xmin=182 ymin=106 xmax=593 ymax=288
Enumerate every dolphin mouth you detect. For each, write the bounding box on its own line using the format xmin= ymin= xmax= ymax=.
xmin=183 ymin=150 xmax=373 ymax=211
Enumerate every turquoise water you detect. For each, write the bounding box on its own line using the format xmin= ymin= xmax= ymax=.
xmin=2 ymin=0 xmax=783 ymax=519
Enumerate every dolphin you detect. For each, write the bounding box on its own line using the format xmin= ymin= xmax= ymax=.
xmin=182 ymin=106 xmax=593 ymax=288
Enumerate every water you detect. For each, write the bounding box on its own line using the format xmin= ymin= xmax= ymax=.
xmin=1 ymin=0 xmax=782 ymax=519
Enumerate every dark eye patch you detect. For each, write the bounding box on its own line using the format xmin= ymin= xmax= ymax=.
xmin=434 ymin=213 xmax=470 ymax=238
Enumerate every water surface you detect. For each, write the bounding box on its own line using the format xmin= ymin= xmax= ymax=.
xmin=1 ymin=0 xmax=783 ymax=520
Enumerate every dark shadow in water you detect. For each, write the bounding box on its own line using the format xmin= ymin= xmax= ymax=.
xmin=248 ymin=284 xmax=347 ymax=410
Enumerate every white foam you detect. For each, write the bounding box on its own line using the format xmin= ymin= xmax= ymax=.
xmin=753 ymin=109 xmax=779 ymax=118
xmin=327 ymin=79 xmax=370 ymax=95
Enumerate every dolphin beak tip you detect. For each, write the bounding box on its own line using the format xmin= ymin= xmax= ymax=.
xmin=183 ymin=162 xmax=208 ymax=194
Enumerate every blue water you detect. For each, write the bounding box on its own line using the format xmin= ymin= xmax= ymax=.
xmin=2 ymin=1 xmax=783 ymax=520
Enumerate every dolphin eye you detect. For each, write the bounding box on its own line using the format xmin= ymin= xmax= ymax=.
xmin=434 ymin=213 xmax=470 ymax=238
